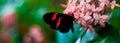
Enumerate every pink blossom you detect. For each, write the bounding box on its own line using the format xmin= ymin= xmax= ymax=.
xmin=99 ymin=19 xmax=105 ymax=27
xmin=24 ymin=25 xmax=45 ymax=43
xmin=61 ymin=0 xmax=120 ymax=31
xmin=84 ymin=15 xmax=92 ymax=21
xmin=110 ymin=0 xmax=120 ymax=9
xmin=88 ymin=25 xmax=95 ymax=32
xmin=93 ymin=13 xmax=101 ymax=20
xmin=2 ymin=14 xmax=16 ymax=27
xmin=60 ymin=3 xmax=67 ymax=8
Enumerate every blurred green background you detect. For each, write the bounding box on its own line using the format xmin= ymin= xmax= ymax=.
xmin=0 ymin=0 xmax=120 ymax=43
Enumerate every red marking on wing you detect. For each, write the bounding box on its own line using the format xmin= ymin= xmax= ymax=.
xmin=56 ymin=17 xmax=61 ymax=29
xmin=51 ymin=13 xmax=57 ymax=21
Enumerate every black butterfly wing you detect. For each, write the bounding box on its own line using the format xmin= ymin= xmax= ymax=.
xmin=57 ymin=14 xmax=74 ymax=33
xmin=43 ymin=13 xmax=54 ymax=24
xmin=43 ymin=12 xmax=58 ymax=30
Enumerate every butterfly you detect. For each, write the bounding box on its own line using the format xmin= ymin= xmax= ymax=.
xmin=43 ymin=12 xmax=74 ymax=33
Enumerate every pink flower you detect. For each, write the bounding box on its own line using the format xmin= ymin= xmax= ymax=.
xmin=84 ymin=15 xmax=92 ymax=21
xmin=24 ymin=25 xmax=45 ymax=43
xmin=60 ymin=3 xmax=67 ymax=8
xmin=60 ymin=0 xmax=120 ymax=31
xmin=81 ymin=20 xmax=88 ymax=30
xmin=111 ymin=0 xmax=120 ymax=9
xmin=2 ymin=14 xmax=16 ymax=27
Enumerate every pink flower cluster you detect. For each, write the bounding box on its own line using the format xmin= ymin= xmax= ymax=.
xmin=60 ymin=0 xmax=120 ymax=31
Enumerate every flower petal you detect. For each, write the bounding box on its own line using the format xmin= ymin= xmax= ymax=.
xmin=77 ymin=18 xmax=82 ymax=24
xmin=94 ymin=20 xmax=98 ymax=25
xmin=60 ymin=3 xmax=67 ymax=8
xmin=88 ymin=25 xmax=95 ymax=32
xmin=100 ymin=14 xmax=109 ymax=20
xmin=99 ymin=19 xmax=105 ymax=27
xmin=81 ymin=20 xmax=88 ymax=30
xmin=84 ymin=15 xmax=92 ymax=21
xmin=93 ymin=13 xmax=100 ymax=20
